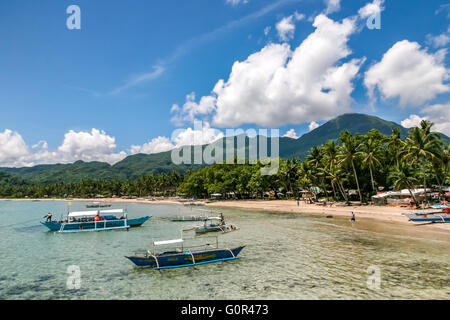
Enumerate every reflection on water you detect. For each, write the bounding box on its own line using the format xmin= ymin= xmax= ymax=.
xmin=0 ymin=200 xmax=448 ymax=299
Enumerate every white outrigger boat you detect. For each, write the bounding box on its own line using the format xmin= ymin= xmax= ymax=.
xmin=41 ymin=209 xmax=151 ymax=233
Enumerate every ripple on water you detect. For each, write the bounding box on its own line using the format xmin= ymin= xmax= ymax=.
xmin=0 ymin=202 xmax=449 ymax=299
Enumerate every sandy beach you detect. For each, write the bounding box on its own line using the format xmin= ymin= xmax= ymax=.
xmin=2 ymin=197 xmax=450 ymax=234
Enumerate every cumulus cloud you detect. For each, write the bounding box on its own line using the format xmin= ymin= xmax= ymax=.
xmin=130 ymin=136 xmax=175 ymax=155
xmin=358 ymin=0 xmax=384 ymax=19
xmin=170 ymin=92 xmax=217 ymax=125
xmin=421 ymin=103 xmax=450 ymax=136
xmin=426 ymin=27 xmax=450 ymax=48
xmin=364 ymin=40 xmax=449 ymax=107
xmin=170 ymin=15 xmax=363 ymax=128
xmin=211 ymin=15 xmax=362 ymax=127
xmin=401 ymin=103 xmax=450 ymax=136
xmin=324 ymin=0 xmax=341 ymax=15
xmin=308 ymin=121 xmax=320 ymax=131
xmin=0 ymin=130 xmax=32 ymax=167
xmin=283 ymin=129 xmax=299 ymax=139
xmin=276 ymin=16 xmax=296 ymax=42
xmin=0 ymin=128 xmax=127 ymax=167
xmin=275 ymin=12 xmax=305 ymax=42
xmin=401 ymin=114 xmax=426 ymax=129
xmin=130 ymin=121 xmax=224 ymax=156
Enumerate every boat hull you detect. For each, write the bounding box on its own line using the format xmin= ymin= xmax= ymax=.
xmin=405 ymin=213 xmax=450 ymax=223
xmin=41 ymin=216 xmax=151 ymax=232
xmin=126 ymin=246 xmax=245 ymax=269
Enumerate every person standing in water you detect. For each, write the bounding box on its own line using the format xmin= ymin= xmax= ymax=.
xmin=351 ymin=212 xmax=356 ymax=222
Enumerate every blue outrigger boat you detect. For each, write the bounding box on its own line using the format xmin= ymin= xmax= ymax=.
xmin=403 ymin=208 xmax=450 ymax=223
xmin=41 ymin=209 xmax=150 ymax=232
xmin=126 ymin=237 xmax=244 ymax=269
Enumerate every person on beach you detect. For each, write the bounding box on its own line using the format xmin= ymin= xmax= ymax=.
xmin=297 ymin=198 xmax=300 ymax=206
xmin=351 ymin=212 xmax=356 ymax=222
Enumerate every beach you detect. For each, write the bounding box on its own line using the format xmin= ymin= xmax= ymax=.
xmin=2 ymin=197 xmax=450 ymax=235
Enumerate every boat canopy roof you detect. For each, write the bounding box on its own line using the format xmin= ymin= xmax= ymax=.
xmin=153 ymin=239 xmax=184 ymax=246
xmin=68 ymin=208 xmax=124 ymax=218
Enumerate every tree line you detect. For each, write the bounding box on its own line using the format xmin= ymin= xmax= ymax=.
xmin=1 ymin=120 xmax=448 ymax=204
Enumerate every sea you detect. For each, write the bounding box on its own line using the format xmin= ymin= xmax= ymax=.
xmin=0 ymin=200 xmax=449 ymax=299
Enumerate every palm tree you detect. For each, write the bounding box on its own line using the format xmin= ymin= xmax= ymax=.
xmin=338 ymin=131 xmax=363 ymax=203
xmin=403 ymin=120 xmax=442 ymax=201
xmin=306 ymin=146 xmax=328 ymax=198
xmin=386 ymin=128 xmax=405 ymax=167
xmin=389 ymin=164 xmax=419 ymax=206
xmin=357 ymin=133 xmax=383 ymax=193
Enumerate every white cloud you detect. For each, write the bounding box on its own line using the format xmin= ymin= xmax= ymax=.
xmin=109 ymin=65 xmax=165 ymax=95
xmin=401 ymin=114 xmax=426 ymax=129
xmin=358 ymin=0 xmax=384 ymax=19
xmin=426 ymin=27 xmax=450 ymax=48
xmin=364 ymin=40 xmax=449 ymax=107
xmin=0 ymin=129 xmax=31 ymax=167
xmin=171 ymin=14 xmax=363 ymax=128
xmin=130 ymin=136 xmax=175 ymax=155
xmin=324 ymin=0 xmax=341 ymax=15
xmin=264 ymin=26 xmax=271 ymax=36
xmin=170 ymin=92 xmax=217 ymax=125
xmin=275 ymin=12 xmax=305 ymax=42
xmin=226 ymin=0 xmax=248 ymax=6
xmin=130 ymin=121 xmax=225 ymax=156
xmin=203 ymin=14 xmax=363 ymax=127
xmin=308 ymin=121 xmax=320 ymax=131
xmin=0 ymin=128 xmax=127 ymax=167
xmin=421 ymin=103 xmax=450 ymax=136
xmin=171 ymin=122 xmax=224 ymax=147
xmin=401 ymin=103 xmax=450 ymax=136
xmin=435 ymin=4 xmax=450 ymax=18
xmin=283 ymin=129 xmax=299 ymax=139
xmin=276 ymin=16 xmax=296 ymax=42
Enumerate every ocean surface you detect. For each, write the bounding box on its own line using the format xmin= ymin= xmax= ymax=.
xmin=0 ymin=200 xmax=449 ymax=300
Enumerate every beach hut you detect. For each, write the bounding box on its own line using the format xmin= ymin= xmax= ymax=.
xmin=371 ymin=189 xmax=427 ymax=206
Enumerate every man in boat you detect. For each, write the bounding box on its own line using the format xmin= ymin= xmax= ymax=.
xmin=43 ymin=212 xmax=52 ymax=222
xmin=94 ymin=213 xmax=101 ymax=222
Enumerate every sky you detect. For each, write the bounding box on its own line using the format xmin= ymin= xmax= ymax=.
xmin=0 ymin=0 xmax=449 ymax=167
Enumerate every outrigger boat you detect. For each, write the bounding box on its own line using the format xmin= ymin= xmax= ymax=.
xmin=125 ymin=236 xmax=244 ymax=269
xmin=403 ymin=208 xmax=450 ymax=223
xmin=183 ymin=214 xmax=239 ymax=234
xmin=86 ymin=202 xmax=112 ymax=208
xmin=41 ymin=209 xmax=151 ymax=232
xmin=183 ymin=201 xmax=205 ymax=207
xmin=170 ymin=215 xmax=209 ymax=222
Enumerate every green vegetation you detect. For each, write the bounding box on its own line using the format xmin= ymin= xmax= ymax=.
xmin=1 ymin=120 xmax=448 ymax=204
xmin=2 ymin=114 xmax=448 ymax=184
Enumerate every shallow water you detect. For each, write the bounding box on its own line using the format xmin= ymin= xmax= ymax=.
xmin=0 ymin=200 xmax=449 ymax=300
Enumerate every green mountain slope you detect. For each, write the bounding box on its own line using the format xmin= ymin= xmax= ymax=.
xmin=1 ymin=113 xmax=448 ymax=183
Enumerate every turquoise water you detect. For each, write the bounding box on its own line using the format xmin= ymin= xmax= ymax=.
xmin=0 ymin=200 xmax=449 ymax=300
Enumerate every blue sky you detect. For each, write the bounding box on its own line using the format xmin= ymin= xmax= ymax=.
xmin=0 ymin=0 xmax=449 ymax=166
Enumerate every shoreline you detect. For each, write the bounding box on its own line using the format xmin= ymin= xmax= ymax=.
xmin=2 ymin=197 xmax=450 ymax=234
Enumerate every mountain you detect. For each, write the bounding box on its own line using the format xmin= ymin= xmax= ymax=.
xmin=280 ymin=113 xmax=412 ymax=159
xmin=1 ymin=113 xmax=448 ymax=183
